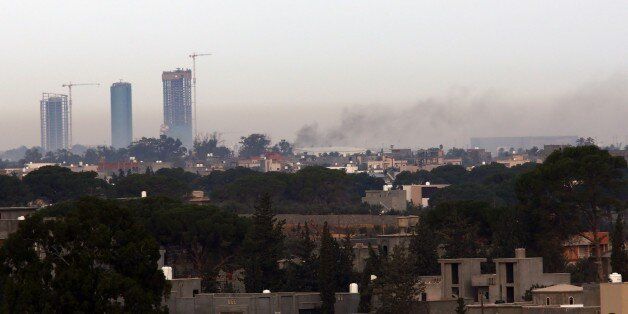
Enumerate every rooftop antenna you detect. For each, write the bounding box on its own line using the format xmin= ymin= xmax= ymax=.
xmin=189 ymin=52 xmax=212 ymax=138
xmin=61 ymin=82 xmax=100 ymax=147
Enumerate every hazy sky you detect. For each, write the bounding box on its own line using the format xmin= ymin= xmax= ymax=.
xmin=1 ymin=1 xmax=626 ymax=150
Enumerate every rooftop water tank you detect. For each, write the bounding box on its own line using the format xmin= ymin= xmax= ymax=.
xmin=349 ymin=283 xmax=359 ymax=294
xmin=162 ymin=266 xmax=173 ymax=280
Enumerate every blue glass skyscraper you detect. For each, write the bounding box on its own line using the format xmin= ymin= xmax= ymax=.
xmin=110 ymin=81 xmax=133 ymax=148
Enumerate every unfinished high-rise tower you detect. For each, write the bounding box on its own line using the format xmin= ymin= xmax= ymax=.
xmin=162 ymin=69 xmax=192 ymax=147
xmin=40 ymin=93 xmax=69 ymax=152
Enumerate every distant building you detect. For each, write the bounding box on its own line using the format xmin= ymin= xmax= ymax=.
xmin=492 ymin=248 xmax=571 ymax=303
xmin=600 ymin=280 xmax=627 ymax=314
xmin=110 ymin=81 xmax=133 ymax=148
xmin=495 ymin=154 xmax=531 ymax=167
xmin=162 ymin=69 xmax=193 ymax=147
xmin=40 ymin=93 xmax=69 ymax=152
xmin=470 ymin=136 xmax=578 ymax=155
xmin=402 ymin=183 xmax=449 ymax=207
xmin=362 ymin=189 xmax=407 ymax=212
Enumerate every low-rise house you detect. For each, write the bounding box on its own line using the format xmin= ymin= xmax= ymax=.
xmin=361 ymin=189 xmax=407 ymax=212
xmin=495 ymin=154 xmax=531 ymax=167
xmin=492 ymin=248 xmax=570 ymax=303
xmin=563 ymin=232 xmax=610 ymax=264
xmin=402 ymin=183 xmax=450 ymax=207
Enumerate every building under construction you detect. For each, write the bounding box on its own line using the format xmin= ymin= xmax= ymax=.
xmin=40 ymin=93 xmax=69 ymax=152
xmin=162 ymin=69 xmax=192 ymax=147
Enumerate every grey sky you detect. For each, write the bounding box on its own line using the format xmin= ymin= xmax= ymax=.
xmin=0 ymin=1 xmax=626 ymax=150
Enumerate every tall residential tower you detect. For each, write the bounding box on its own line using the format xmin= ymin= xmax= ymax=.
xmin=40 ymin=93 xmax=69 ymax=152
xmin=162 ymin=69 xmax=192 ymax=147
xmin=110 ymin=81 xmax=133 ymax=148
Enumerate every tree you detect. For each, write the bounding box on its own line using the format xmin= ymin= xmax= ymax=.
xmin=20 ymin=147 xmax=42 ymax=164
xmin=127 ymin=135 xmax=187 ymax=162
xmin=0 ymin=198 xmax=167 ymax=312
xmin=516 ymin=146 xmax=627 ymax=279
xmin=408 ymin=222 xmax=440 ymax=276
xmin=241 ymin=194 xmax=285 ymax=292
xmin=238 ymin=133 xmax=271 ymax=158
xmin=373 ymin=246 xmax=424 ymax=314
xmin=610 ymin=213 xmax=626 ymax=278
xmin=193 ymin=133 xmax=232 ymax=158
xmin=282 ymin=223 xmax=318 ymax=292
xmin=455 ymin=297 xmax=467 ymax=314
xmin=113 ymin=168 xmax=198 ymax=199
xmin=337 ymin=232 xmax=355 ymax=291
xmin=146 ymin=204 xmax=248 ymax=292
xmin=576 ymin=137 xmax=596 ymax=146
xmin=318 ymin=222 xmax=337 ymax=314
xmin=272 ymin=139 xmax=293 ymax=156
xmin=22 ymin=166 xmax=106 ymax=203
xmin=0 ymin=175 xmax=30 ymax=206
xmin=566 ymin=258 xmax=599 ymax=284
xmin=358 ymin=245 xmax=383 ymax=313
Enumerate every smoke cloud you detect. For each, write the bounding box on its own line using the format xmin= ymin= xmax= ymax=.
xmin=294 ymin=74 xmax=628 ymax=148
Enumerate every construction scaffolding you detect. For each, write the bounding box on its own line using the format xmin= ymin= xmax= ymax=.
xmin=40 ymin=93 xmax=69 ymax=152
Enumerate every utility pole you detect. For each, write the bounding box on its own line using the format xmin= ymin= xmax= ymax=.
xmin=189 ymin=52 xmax=212 ymax=139
xmin=61 ymin=82 xmax=100 ymax=147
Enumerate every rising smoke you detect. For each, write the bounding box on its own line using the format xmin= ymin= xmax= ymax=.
xmin=294 ymin=74 xmax=628 ymax=148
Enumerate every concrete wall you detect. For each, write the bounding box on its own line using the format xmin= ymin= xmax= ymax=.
xmin=600 ymin=282 xmax=627 ymax=314
xmin=167 ymin=291 xmax=360 ymax=314
xmin=362 ymin=190 xmax=407 ymax=212
xmin=469 ymin=305 xmax=599 ymax=314
xmin=532 ymin=292 xmax=582 ymax=306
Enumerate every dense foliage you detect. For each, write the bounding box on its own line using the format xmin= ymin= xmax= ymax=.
xmin=203 ymin=166 xmax=384 ymax=213
xmin=0 ymin=198 xmax=168 ymax=312
xmin=396 ymin=163 xmax=537 ymax=207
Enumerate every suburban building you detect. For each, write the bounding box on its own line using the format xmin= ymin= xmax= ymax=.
xmin=166 ymin=277 xmax=360 ymax=314
xmin=361 ymin=189 xmax=407 ymax=212
xmin=492 ymin=248 xmax=571 ymax=303
xmin=563 ymin=232 xmax=610 ymax=264
xmin=600 ymin=279 xmax=627 ymax=314
xmin=401 ymin=183 xmax=449 ymax=207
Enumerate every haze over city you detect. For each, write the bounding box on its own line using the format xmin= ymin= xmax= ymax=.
xmin=1 ymin=1 xmax=626 ymax=150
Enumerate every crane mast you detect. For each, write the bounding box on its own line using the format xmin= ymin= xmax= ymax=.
xmin=189 ymin=52 xmax=211 ymax=139
xmin=61 ymin=82 xmax=100 ymax=147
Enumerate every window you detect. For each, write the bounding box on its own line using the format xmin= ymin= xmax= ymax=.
xmin=546 ymin=297 xmax=551 ymax=305
xmin=506 ymin=287 xmax=514 ymax=303
xmin=193 ymin=289 xmax=199 ymax=296
xmin=505 ymin=263 xmax=514 ymax=284
xmin=421 ymin=292 xmax=427 ymax=301
xmin=569 ymin=296 xmax=574 ymax=305
xmin=452 ymin=287 xmax=460 ymax=298
xmin=451 ymin=263 xmax=460 ymax=284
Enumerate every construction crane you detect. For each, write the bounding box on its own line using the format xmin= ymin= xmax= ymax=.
xmin=61 ymin=82 xmax=100 ymax=146
xmin=189 ymin=52 xmax=212 ymax=138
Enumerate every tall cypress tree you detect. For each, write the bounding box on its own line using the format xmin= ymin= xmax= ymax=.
xmin=610 ymin=213 xmax=626 ymax=278
xmin=318 ymin=222 xmax=337 ymax=313
xmin=358 ymin=244 xmax=382 ymax=313
xmin=408 ymin=222 xmax=440 ymax=276
xmin=337 ymin=232 xmax=355 ymax=291
xmin=241 ymin=194 xmax=285 ymax=292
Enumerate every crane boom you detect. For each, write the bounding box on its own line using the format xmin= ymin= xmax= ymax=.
xmin=62 ymin=82 xmax=100 ymax=147
xmin=189 ymin=52 xmax=212 ymax=139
